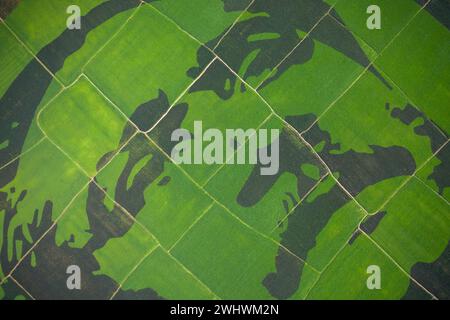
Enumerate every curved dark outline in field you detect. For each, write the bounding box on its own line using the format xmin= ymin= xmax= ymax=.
xmin=0 ymin=0 xmax=448 ymax=300
xmin=0 ymin=0 xmax=165 ymax=300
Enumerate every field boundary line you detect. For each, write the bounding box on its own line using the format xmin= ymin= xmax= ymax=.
xmin=254 ymin=4 xmax=336 ymax=90
xmin=212 ymin=0 xmax=256 ymax=51
xmin=0 ymin=18 xmax=64 ymax=87
xmin=92 ymin=179 xmax=223 ymax=300
xmin=270 ymin=173 xmax=330 ymax=234
xmin=143 ymin=133 xmax=320 ymax=274
xmin=166 ymin=250 xmax=222 ymax=300
xmin=109 ymin=244 xmax=160 ymax=300
xmin=412 ymin=175 xmax=450 ymax=206
xmin=145 ymin=57 xmax=219 ymax=134
xmin=81 ymin=2 xmax=143 ymax=77
xmin=361 ymin=230 xmax=438 ymax=300
xmin=212 ymin=53 xmax=370 ymax=215
xmin=200 ymin=113 xmax=274 ymax=188
xmin=10 ymin=275 xmax=36 ymax=300
xmin=369 ymin=139 xmax=449 ymax=214
xmin=0 ymin=137 xmax=46 ymax=172
xmin=303 ymin=215 xmax=367 ymax=299
xmin=168 ymin=203 xmax=215 ymax=252
xmin=4 ymin=181 xmax=91 ymax=280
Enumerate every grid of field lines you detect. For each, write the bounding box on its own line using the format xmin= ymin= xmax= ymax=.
xmin=0 ymin=0 xmax=449 ymax=300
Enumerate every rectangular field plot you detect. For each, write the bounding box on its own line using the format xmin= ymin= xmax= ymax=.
xmin=85 ymin=4 xmax=212 ymax=118
xmin=39 ymin=76 xmax=134 ymax=177
xmin=147 ymin=0 xmax=252 ymax=46
xmin=171 ymin=204 xmax=319 ymax=300
xmin=306 ymin=233 xmax=434 ymax=300
xmin=3 ymin=0 xmax=106 ymax=53
xmin=115 ymin=247 xmax=217 ymax=300
xmin=330 ymin=0 xmax=423 ymax=53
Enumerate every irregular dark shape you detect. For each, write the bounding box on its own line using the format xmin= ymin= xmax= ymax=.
xmin=37 ymin=0 xmax=139 ymax=74
xmin=113 ymin=288 xmax=164 ymax=300
xmin=391 ymin=104 xmax=447 ymax=153
xmin=303 ymin=120 xmax=416 ymax=196
xmin=188 ymin=58 xmax=236 ymax=100
xmin=418 ymin=0 xmax=450 ymax=29
xmin=9 ymin=89 xmax=189 ymax=299
xmin=401 ymin=282 xmax=434 ymax=300
xmin=391 ymin=104 xmax=449 ymax=195
xmin=0 ymin=188 xmax=37 ymax=275
xmin=0 ymin=279 xmax=30 ymax=300
xmin=237 ymin=114 xmax=416 ymax=298
xmin=0 ymin=0 xmax=139 ymax=185
xmin=189 ymin=0 xmax=389 ymax=98
xmin=0 ymin=0 xmax=19 ymax=19
xmin=263 ymin=249 xmax=302 ymax=299
xmin=157 ymin=176 xmax=171 ymax=186
xmin=237 ymin=124 xmax=326 ymax=208
xmin=5 ymin=89 xmax=187 ymax=298
xmin=0 ymin=158 xmax=20 ymax=189
xmin=263 ymin=185 xmax=351 ymax=299
xmin=0 ymin=61 xmax=53 ymax=184
xmin=348 ymin=230 xmax=361 ymax=245
xmin=8 ymin=181 xmax=161 ymax=300
xmin=112 ymin=102 xmax=187 ymax=217
xmin=128 ymin=89 xmax=170 ymax=132
xmin=428 ymin=144 xmax=449 ymax=196
xmin=360 ymin=211 xmax=387 ymax=234
xmin=404 ymin=241 xmax=450 ymax=300
xmin=222 ymin=0 xmax=252 ymax=12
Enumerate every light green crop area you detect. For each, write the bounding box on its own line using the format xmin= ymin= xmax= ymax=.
xmin=121 ymin=246 xmax=217 ymax=299
xmin=151 ymin=0 xmax=251 ymax=45
xmin=370 ymin=179 xmax=450 ymax=271
xmin=171 ymin=205 xmax=316 ymax=299
xmin=39 ymin=77 xmax=130 ymax=176
xmin=307 ymin=233 xmax=420 ymax=299
xmin=0 ymin=0 xmax=448 ymax=300
xmin=259 ymin=32 xmax=375 ymax=123
xmin=159 ymin=60 xmax=272 ymax=185
xmin=205 ymin=116 xmax=327 ymax=236
xmin=85 ymin=4 xmax=207 ymax=117
xmin=376 ymin=9 xmax=450 ymax=132
xmin=0 ymin=24 xmax=32 ymax=98
xmin=97 ymin=134 xmax=214 ymax=248
xmin=4 ymin=0 xmax=106 ymax=54
xmin=332 ymin=0 xmax=422 ymax=52
xmin=0 ymin=140 xmax=88 ymax=276
xmin=56 ymin=6 xmax=137 ymax=85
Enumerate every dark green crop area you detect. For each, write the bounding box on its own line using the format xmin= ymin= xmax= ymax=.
xmin=0 ymin=0 xmax=448 ymax=300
